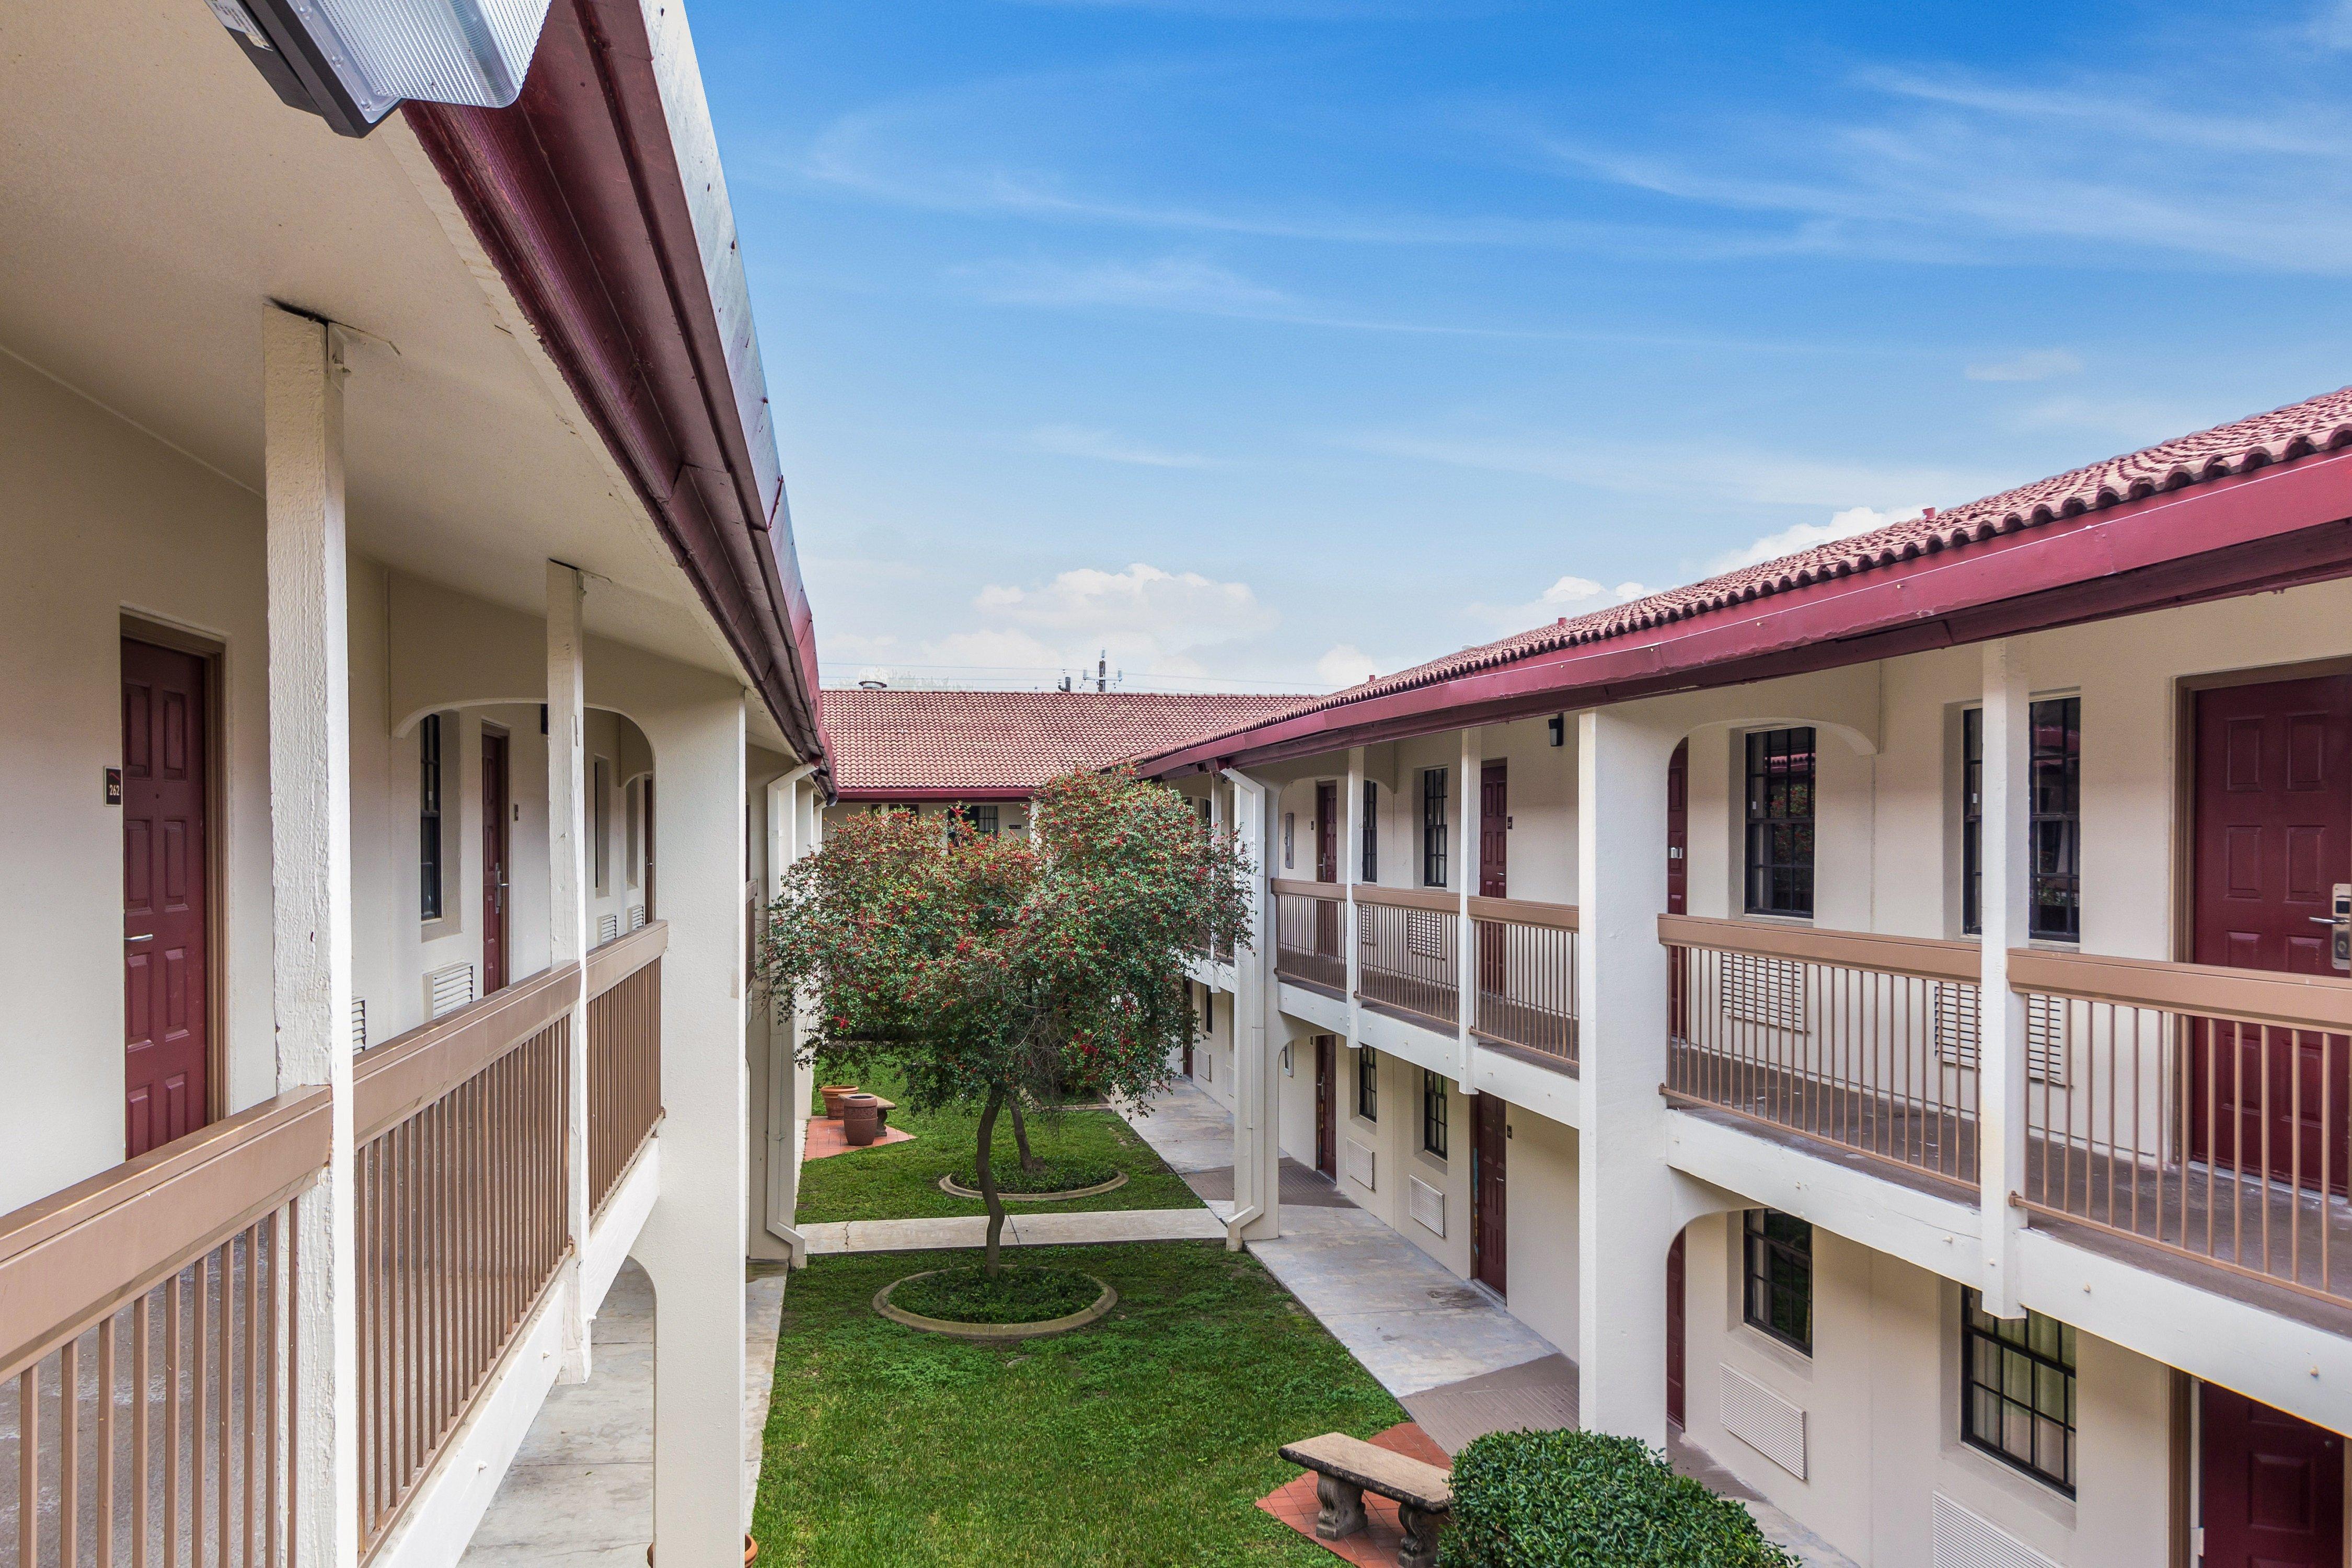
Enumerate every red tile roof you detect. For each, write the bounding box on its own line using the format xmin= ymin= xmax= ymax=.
xmin=822 ymin=688 xmax=1316 ymax=795
xmin=1146 ymin=382 xmax=2352 ymax=755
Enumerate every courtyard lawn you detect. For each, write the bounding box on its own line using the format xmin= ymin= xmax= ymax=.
xmin=752 ymin=1242 xmax=1405 ymax=1567
xmin=795 ymin=1067 xmax=1203 ymax=1223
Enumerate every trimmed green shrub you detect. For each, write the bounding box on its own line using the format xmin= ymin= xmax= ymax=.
xmin=1437 ymin=1429 xmax=1797 ymax=1568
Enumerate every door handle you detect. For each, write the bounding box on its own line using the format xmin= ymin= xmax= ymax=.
xmin=125 ymin=933 xmax=153 ymax=943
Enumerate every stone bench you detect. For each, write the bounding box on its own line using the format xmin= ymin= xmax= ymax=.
xmin=1278 ymin=1432 xmax=1451 ymax=1568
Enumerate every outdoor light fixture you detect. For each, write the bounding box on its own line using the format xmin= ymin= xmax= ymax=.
xmin=203 ymin=0 xmax=556 ymax=137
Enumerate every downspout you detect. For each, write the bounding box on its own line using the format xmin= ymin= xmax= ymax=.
xmin=1221 ymin=767 xmax=1274 ymax=1250
xmin=764 ymin=763 xmax=817 ymax=1261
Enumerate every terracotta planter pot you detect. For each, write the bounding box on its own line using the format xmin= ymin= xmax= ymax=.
xmin=843 ymin=1094 xmax=881 ymax=1147
xmin=819 ymin=1085 xmax=859 ymax=1120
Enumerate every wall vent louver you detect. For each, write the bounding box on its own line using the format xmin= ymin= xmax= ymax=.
xmin=1408 ymin=1174 xmax=1445 ymax=1237
xmin=1721 ymin=953 xmax=1805 ymax=1032
xmin=1719 ymin=1365 xmax=1806 ymax=1479
xmin=1405 ymin=910 xmax=1448 ymax=959
xmin=628 ymin=904 xmax=648 ymax=931
xmin=1931 ymin=1492 xmax=2058 ymax=1568
xmin=426 ymin=962 xmax=476 ymax=1020
xmin=598 ymin=912 xmax=620 ymax=945
xmin=1344 ymin=1139 xmax=1376 ymax=1190
xmin=351 ymin=997 xmax=367 ymax=1054
xmin=1933 ymin=984 xmax=2068 ymax=1085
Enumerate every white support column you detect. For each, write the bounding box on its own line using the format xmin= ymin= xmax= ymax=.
xmin=1344 ymin=747 xmax=1364 ymax=1046
xmin=762 ymin=764 xmax=816 ymax=1265
xmin=1223 ymin=768 xmax=1282 ymax=1246
xmin=1978 ymin=639 xmax=2031 ymax=1317
xmin=546 ymin=562 xmax=593 ymax=1381
xmin=1456 ymin=729 xmax=1481 ymax=1090
xmin=263 ymin=305 xmax=359 ymax=1568
xmin=1575 ymin=706 xmax=1684 ymax=1447
xmin=629 ymin=686 xmax=751 ymax=1565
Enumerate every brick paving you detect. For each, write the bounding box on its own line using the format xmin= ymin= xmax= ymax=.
xmin=1256 ymin=1421 xmax=1449 ymax=1568
xmin=799 ymin=1113 xmax=915 ymax=1160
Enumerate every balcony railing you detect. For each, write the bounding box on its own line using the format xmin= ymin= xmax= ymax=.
xmin=352 ymin=965 xmax=577 ymax=1555
xmin=1271 ymin=880 xmax=1345 ymax=995
xmin=0 ymin=1087 xmax=329 ymax=1568
xmin=1661 ymin=915 xmax=1981 ymax=1188
xmin=588 ymin=922 xmax=666 ymax=1215
xmin=1471 ymin=896 xmax=1580 ymax=1068
xmin=2012 ymin=949 xmax=2352 ymax=1311
xmin=1355 ymin=886 xmax=1460 ymax=1029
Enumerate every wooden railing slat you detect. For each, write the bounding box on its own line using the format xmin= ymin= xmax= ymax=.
xmin=1658 ymin=913 xmax=1980 ymax=985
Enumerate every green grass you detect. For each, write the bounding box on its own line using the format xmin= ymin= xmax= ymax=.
xmin=955 ymin=1155 xmax=1121 ymax=1194
xmin=753 ymin=1242 xmax=1407 ymax=1566
xmin=797 ymin=1066 xmax=1202 ymax=1223
xmin=887 ymin=1264 xmax=1103 ymax=1324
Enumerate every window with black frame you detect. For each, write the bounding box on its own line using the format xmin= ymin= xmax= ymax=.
xmin=1357 ymin=1047 xmax=1377 ymax=1121
xmin=1744 ymin=728 xmax=1816 ymax=917
xmin=1960 ymin=1289 xmax=2077 ymax=1494
xmin=1961 ymin=699 xmax=2080 ymax=941
xmin=1421 ymin=1069 xmax=1448 ymax=1158
xmin=419 ymin=713 xmax=444 ymax=920
xmin=1422 ymin=768 xmax=1448 ymax=886
xmin=1742 ymin=1210 xmax=1813 ymax=1353
xmin=1362 ymin=779 xmax=1379 ymax=883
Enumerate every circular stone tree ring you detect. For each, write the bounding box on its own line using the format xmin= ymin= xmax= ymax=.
xmin=873 ymin=1271 xmax=1118 ymax=1340
xmin=936 ymin=1170 xmax=1129 ymax=1202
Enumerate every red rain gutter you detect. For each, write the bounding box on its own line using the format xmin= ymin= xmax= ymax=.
xmin=402 ymin=0 xmax=831 ymax=789
xmin=1139 ymin=448 xmax=2352 ymax=776
xmin=833 ymin=788 xmax=1037 ymax=803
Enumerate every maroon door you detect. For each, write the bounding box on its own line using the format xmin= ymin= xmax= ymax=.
xmin=2202 ymin=1384 xmax=2343 ymax=1568
xmin=2192 ymin=676 xmax=2352 ymax=1189
xmin=642 ymin=776 xmax=656 ymax=921
xmin=1185 ymin=984 xmax=1197 ymax=1077
xmin=1471 ymin=1094 xmax=1507 ymax=1294
xmin=482 ymin=729 xmax=511 ymax=994
xmin=1665 ymin=1230 xmax=1687 ymax=1427
xmin=1477 ymin=762 xmax=1508 ymax=996
xmin=1315 ymin=1036 xmax=1337 ymax=1178
xmin=1667 ymin=741 xmax=1690 ymax=1041
xmin=123 ymin=638 xmax=212 ymax=1158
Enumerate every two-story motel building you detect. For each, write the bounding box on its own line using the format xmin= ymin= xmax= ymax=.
xmin=0 ymin=1 xmax=831 ymax=1563
xmin=1144 ymin=387 xmax=2352 ymax=1568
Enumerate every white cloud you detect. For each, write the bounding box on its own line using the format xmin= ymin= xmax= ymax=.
xmin=1316 ymin=643 xmax=1381 ymax=686
xmin=1965 ymin=349 xmax=2082 ymax=383
xmin=977 ymin=562 xmax=1273 ymax=639
xmin=1353 ymin=430 xmax=1996 ymax=514
xmin=1028 ymin=423 xmax=1213 ymax=468
xmin=962 ymin=256 xmax=1294 ymax=313
xmin=2319 ymin=0 xmax=2352 ymax=47
xmin=1709 ymin=506 xmax=1920 ymax=573
xmin=1467 ymin=573 xmax=1649 ymax=634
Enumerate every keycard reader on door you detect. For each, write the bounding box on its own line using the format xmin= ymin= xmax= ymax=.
xmin=2334 ymin=885 xmax=2351 ymax=972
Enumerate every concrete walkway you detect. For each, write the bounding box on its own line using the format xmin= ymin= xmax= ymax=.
xmin=458 ymin=1261 xmax=787 ymax=1566
xmin=800 ymin=1205 xmax=1226 ymax=1254
xmin=1121 ymin=1078 xmax=1858 ymax=1568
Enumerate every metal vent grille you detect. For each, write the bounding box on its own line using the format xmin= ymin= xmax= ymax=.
xmin=351 ymin=997 xmax=367 ymax=1054
xmin=628 ymin=904 xmax=648 ymax=931
xmin=1406 ymin=910 xmax=1447 ymax=959
xmin=598 ymin=912 xmax=620 ymax=945
xmin=1344 ymin=1139 xmax=1376 ymax=1191
xmin=425 ymin=962 xmax=475 ymax=1020
xmin=1933 ymin=985 xmax=2067 ymax=1084
xmin=1721 ymin=954 xmax=1805 ymax=1031
xmin=1408 ymin=1174 xmax=1445 ymax=1237
xmin=1720 ymin=1365 xmax=1806 ymax=1479
xmin=1931 ymin=1493 xmax=2057 ymax=1568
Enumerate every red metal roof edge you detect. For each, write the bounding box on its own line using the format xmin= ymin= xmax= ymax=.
xmin=402 ymin=0 xmax=830 ymax=784
xmin=1136 ymin=443 xmax=2352 ymax=775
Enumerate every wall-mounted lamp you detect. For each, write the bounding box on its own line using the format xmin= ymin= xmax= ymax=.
xmin=1280 ymin=1043 xmax=1294 ymax=1077
xmin=1547 ymin=714 xmax=1565 ymax=747
xmin=204 ymin=0 xmax=556 ymax=137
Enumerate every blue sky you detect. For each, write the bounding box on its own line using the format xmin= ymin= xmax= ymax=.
xmin=693 ymin=0 xmax=2352 ymax=693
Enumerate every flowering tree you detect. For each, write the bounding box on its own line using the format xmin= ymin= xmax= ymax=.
xmin=760 ymin=767 xmax=1251 ymax=1274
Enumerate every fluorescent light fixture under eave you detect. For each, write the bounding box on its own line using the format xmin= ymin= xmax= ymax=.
xmin=204 ymin=0 xmax=556 ymax=138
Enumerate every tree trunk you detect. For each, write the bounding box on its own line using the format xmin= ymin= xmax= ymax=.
xmin=976 ymin=1083 xmax=1009 ymax=1277
xmin=1008 ymin=1094 xmax=1041 ymax=1171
